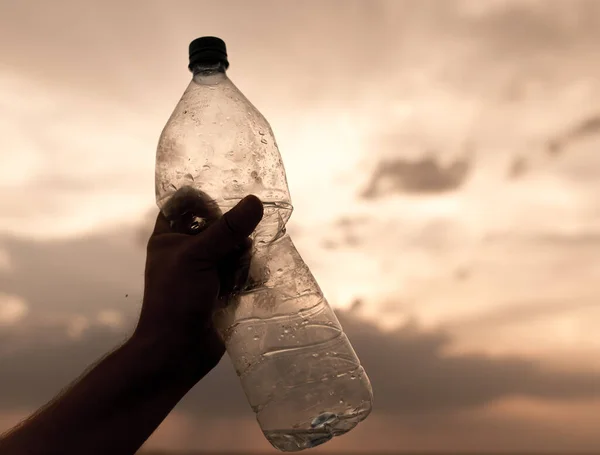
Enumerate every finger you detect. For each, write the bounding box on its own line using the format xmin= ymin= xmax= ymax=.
xmin=218 ymin=237 xmax=253 ymax=295
xmin=231 ymin=246 xmax=253 ymax=292
xmin=192 ymin=195 xmax=263 ymax=261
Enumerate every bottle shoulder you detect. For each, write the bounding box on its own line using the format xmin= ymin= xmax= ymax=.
xmin=156 ymin=76 xmax=292 ymax=210
xmin=160 ymin=77 xmax=275 ymax=143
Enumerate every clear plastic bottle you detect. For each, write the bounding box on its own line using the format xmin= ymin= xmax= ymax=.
xmin=155 ymin=36 xmax=373 ymax=451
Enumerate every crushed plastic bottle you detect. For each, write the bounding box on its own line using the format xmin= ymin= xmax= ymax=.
xmin=155 ymin=36 xmax=373 ymax=451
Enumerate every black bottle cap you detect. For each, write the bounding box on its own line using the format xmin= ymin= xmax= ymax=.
xmin=188 ymin=36 xmax=229 ymax=70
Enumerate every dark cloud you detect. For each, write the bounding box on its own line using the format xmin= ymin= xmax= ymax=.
xmin=0 ymin=223 xmax=599 ymax=452
xmin=466 ymin=2 xmax=580 ymax=55
xmin=0 ymin=231 xmax=145 ymax=316
xmin=0 ymin=324 xmax=127 ymax=409
xmin=2 ymin=292 xmax=600 ymax=418
xmin=335 ymin=217 xmax=369 ymax=228
xmin=507 ymin=155 xmax=529 ymax=180
xmin=503 ymin=231 xmax=600 ymax=248
xmin=1 ymin=221 xmax=598 ymax=415
xmin=361 ymin=154 xmax=472 ymax=197
xmin=340 ymin=314 xmax=600 ymax=414
xmin=547 ymin=114 xmax=600 ymax=157
xmin=320 ymin=234 xmax=363 ymax=250
xmin=319 ymin=217 xmax=370 ymax=250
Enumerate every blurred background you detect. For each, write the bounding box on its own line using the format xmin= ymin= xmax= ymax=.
xmin=1 ymin=0 xmax=600 ymax=452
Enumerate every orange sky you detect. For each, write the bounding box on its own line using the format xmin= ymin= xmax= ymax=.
xmin=1 ymin=0 xmax=600 ymax=452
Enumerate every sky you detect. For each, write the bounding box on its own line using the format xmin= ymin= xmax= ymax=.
xmin=1 ymin=0 xmax=600 ymax=452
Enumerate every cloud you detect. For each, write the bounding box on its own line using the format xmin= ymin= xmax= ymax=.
xmin=548 ymin=113 xmax=600 ymax=156
xmin=361 ymin=154 xmax=472 ymax=198
xmin=0 ymin=70 xmax=156 ymax=240
xmin=0 ymin=181 xmax=597 ymax=451
xmin=3 ymin=305 xmax=600 ymax=452
xmin=3 ymin=0 xmax=600 ymax=244
xmin=66 ymin=315 xmax=91 ymax=340
xmin=96 ymin=310 xmax=125 ymax=329
xmin=341 ymin=312 xmax=600 ymax=413
xmin=445 ymin=296 xmax=599 ymax=333
xmin=0 ymin=230 xmax=145 ymax=317
xmin=0 ymin=323 xmax=127 ymax=409
xmin=0 ymin=247 xmax=10 ymax=273
xmin=0 ymin=294 xmax=28 ymax=326
xmin=1 ymin=2 xmax=600 ymax=450
xmin=506 ymin=155 xmax=529 ymax=179
xmin=137 ymin=397 xmax=600 ymax=452
xmin=2 ymin=302 xmax=599 ymax=419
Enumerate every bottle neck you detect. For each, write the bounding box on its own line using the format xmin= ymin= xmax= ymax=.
xmin=191 ymin=61 xmax=228 ymax=83
xmin=190 ymin=61 xmax=227 ymax=77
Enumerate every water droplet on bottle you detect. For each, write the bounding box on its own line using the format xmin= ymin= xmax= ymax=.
xmin=283 ymin=328 xmax=289 ymax=334
xmin=261 ymin=138 xmax=268 ymax=144
xmin=312 ymin=353 xmax=319 ymax=358
xmin=350 ymin=375 xmax=356 ymax=380
xmin=247 ymin=326 xmax=252 ymax=331
xmin=253 ymin=335 xmax=259 ymax=341
xmin=184 ymin=173 xmax=194 ymax=181
xmin=259 ymin=130 xmax=265 ymax=136
xmin=339 ymin=399 xmax=345 ymax=404
xmin=202 ymin=165 xmax=210 ymax=171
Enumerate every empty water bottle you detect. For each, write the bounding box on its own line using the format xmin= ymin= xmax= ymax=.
xmin=155 ymin=36 xmax=373 ymax=451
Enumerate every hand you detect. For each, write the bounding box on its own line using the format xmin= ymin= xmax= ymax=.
xmin=134 ymin=193 xmax=264 ymax=380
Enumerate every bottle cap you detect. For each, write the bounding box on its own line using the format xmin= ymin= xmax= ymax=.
xmin=188 ymin=36 xmax=229 ymax=70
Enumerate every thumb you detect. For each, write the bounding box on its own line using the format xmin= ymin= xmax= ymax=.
xmin=191 ymin=195 xmax=264 ymax=261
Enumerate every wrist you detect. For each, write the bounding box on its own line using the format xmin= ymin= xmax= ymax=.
xmin=128 ymin=327 xmax=224 ymax=383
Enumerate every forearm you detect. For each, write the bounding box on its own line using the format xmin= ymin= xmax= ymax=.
xmin=0 ymin=335 xmax=204 ymax=455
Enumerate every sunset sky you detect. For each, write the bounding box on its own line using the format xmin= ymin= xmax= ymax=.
xmin=1 ymin=0 xmax=600 ymax=452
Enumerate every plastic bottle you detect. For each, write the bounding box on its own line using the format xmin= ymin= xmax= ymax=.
xmin=155 ymin=36 xmax=373 ymax=451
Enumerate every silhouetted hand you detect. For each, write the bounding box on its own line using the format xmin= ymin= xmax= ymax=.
xmin=134 ymin=192 xmax=264 ymax=379
xmin=0 ymin=190 xmax=264 ymax=455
